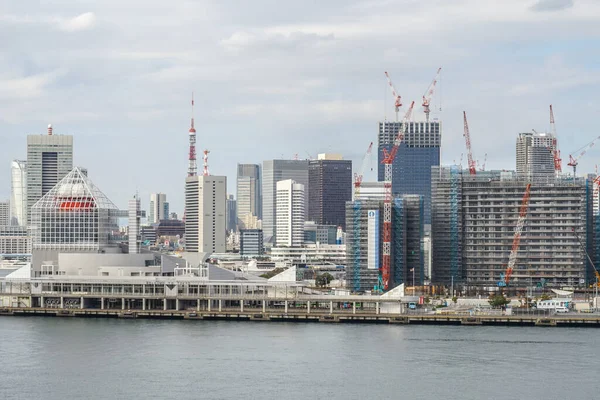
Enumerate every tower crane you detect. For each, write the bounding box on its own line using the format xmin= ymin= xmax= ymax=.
xmin=499 ymin=183 xmax=532 ymax=287
xmin=354 ymin=142 xmax=374 ymax=198
xmin=463 ymin=111 xmax=477 ymax=176
xmin=571 ymin=228 xmax=600 ymax=288
xmin=379 ymin=101 xmax=415 ymax=291
xmin=422 ymin=67 xmax=442 ymax=122
xmin=567 ymin=136 xmax=600 ymax=177
xmin=384 ymin=71 xmax=402 ymax=121
xmin=549 ymin=105 xmax=562 ymax=175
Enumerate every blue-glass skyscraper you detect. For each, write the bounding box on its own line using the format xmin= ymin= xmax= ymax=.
xmin=378 ymin=120 xmax=441 ymax=226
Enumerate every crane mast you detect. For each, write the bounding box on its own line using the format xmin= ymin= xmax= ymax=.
xmin=463 ymin=111 xmax=476 ymax=176
xmin=354 ymin=142 xmax=374 ymax=198
xmin=422 ymin=67 xmax=442 ymax=122
xmin=380 ymin=101 xmax=415 ymax=291
xmin=500 ymin=183 xmax=532 ymax=286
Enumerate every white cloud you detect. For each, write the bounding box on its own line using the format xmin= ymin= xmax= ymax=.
xmin=59 ymin=12 xmax=96 ymax=32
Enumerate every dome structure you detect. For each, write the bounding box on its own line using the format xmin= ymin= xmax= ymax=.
xmin=31 ymin=167 xmax=120 ymax=251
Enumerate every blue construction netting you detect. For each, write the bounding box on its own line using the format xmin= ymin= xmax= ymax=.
xmin=449 ymin=166 xmax=460 ymax=281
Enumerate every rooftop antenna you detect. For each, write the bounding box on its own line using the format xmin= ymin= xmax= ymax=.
xmin=188 ymin=93 xmax=197 ymax=177
xmin=47 ymin=124 xmax=53 ymax=135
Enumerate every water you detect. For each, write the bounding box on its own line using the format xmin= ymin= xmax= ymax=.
xmin=1 ymin=317 xmax=598 ymax=400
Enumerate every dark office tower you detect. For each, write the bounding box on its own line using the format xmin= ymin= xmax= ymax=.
xmin=377 ymin=121 xmax=441 ymax=227
xmin=308 ymin=154 xmax=352 ymax=229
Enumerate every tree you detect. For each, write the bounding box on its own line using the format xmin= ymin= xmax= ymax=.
xmin=452 ymin=296 xmax=458 ymax=304
xmin=259 ymin=267 xmax=286 ymax=279
xmin=315 ymin=273 xmax=334 ymax=287
xmin=488 ymin=294 xmax=510 ymax=308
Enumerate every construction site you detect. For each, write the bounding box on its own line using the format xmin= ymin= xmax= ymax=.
xmin=345 ymin=67 xmax=600 ymax=295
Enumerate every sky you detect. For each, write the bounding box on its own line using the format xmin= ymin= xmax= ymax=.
xmin=1 ymin=0 xmax=599 ymax=215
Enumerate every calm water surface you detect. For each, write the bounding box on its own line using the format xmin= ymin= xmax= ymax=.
xmin=1 ymin=317 xmax=598 ymax=400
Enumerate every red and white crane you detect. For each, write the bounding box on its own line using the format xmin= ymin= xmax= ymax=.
xmin=568 ymin=135 xmax=600 ymax=177
xmin=500 ymin=183 xmax=532 ymax=286
xmin=549 ymin=105 xmax=562 ymax=175
xmin=463 ymin=111 xmax=477 ymax=176
xmin=422 ymin=67 xmax=442 ymax=122
xmin=354 ymin=142 xmax=374 ymax=198
xmin=380 ymin=101 xmax=415 ymax=291
xmin=384 ymin=71 xmax=402 ymax=121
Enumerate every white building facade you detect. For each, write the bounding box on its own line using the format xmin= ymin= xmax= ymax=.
xmin=276 ymin=179 xmax=305 ymax=247
xmin=185 ymin=175 xmax=227 ymax=253
xmin=149 ymin=193 xmax=168 ymax=224
xmin=10 ymin=160 xmax=27 ymax=226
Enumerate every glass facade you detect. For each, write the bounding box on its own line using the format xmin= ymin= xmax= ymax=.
xmin=378 ymin=121 xmax=441 ymax=225
xmin=308 ymin=159 xmax=352 ymax=229
xmin=31 ymin=167 xmax=120 ymax=251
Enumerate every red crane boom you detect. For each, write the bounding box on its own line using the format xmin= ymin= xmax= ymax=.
xmin=384 ymin=71 xmax=402 ymax=121
xmin=503 ymin=183 xmax=532 ymax=285
xmin=549 ymin=105 xmax=562 ymax=174
xmin=422 ymin=67 xmax=442 ymax=122
xmin=380 ymin=101 xmax=415 ymax=291
xmin=463 ymin=111 xmax=476 ymax=176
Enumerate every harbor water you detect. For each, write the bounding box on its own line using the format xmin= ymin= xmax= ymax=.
xmin=1 ymin=317 xmax=598 ymax=400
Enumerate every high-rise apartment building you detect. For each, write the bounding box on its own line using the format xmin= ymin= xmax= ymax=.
xmin=308 ymin=154 xmax=352 ymax=229
xmin=275 ymin=180 xmax=305 ymax=247
xmin=26 ymin=127 xmax=73 ymax=225
xmin=149 ymin=193 xmax=169 ymax=224
xmin=128 ymin=195 xmax=142 ymax=254
xmin=10 ymin=160 xmax=27 ymax=226
xmin=431 ymin=167 xmax=590 ymax=289
xmin=262 ymin=160 xmax=309 ymax=243
xmin=185 ymin=175 xmax=227 ymax=253
xmin=378 ymin=121 xmax=441 ymax=226
xmin=516 ymin=132 xmax=556 ymax=179
xmin=237 ymin=164 xmax=261 ymax=229
xmin=0 ymin=201 xmax=10 ymax=226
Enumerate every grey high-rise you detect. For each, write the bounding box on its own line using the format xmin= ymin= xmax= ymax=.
xmin=237 ymin=164 xmax=261 ymax=228
xmin=516 ymin=132 xmax=556 ymax=179
xmin=262 ymin=160 xmax=309 ymax=244
xmin=308 ymin=154 xmax=352 ymax=229
xmin=26 ymin=126 xmax=73 ymax=225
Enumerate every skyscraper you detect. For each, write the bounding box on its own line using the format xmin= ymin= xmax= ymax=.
xmin=262 ymin=160 xmax=309 ymax=243
xmin=308 ymin=154 xmax=352 ymax=229
xmin=276 ymin=179 xmax=305 ymax=247
xmin=149 ymin=193 xmax=169 ymax=224
xmin=377 ymin=121 xmax=440 ymax=226
xmin=128 ymin=195 xmax=142 ymax=254
xmin=236 ymin=163 xmax=261 ymax=229
xmin=26 ymin=125 xmax=73 ymax=225
xmin=226 ymin=194 xmax=237 ymax=233
xmin=516 ymin=132 xmax=556 ymax=179
xmin=185 ymin=175 xmax=227 ymax=253
xmin=10 ymin=160 xmax=27 ymax=226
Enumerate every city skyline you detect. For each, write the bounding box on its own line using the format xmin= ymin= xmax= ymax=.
xmin=1 ymin=1 xmax=599 ymax=215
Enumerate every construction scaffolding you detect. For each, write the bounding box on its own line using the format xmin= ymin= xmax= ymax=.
xmin=352 ymin=200 xmax=362 ymax=292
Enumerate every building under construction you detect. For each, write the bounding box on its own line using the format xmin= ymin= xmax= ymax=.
xmin=431 ymin=167 xmax=593 ymax=290
xmin=345 ymin=195 xmax=424 ymax=293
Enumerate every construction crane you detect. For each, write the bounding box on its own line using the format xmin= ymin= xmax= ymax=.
xmin=463 ymin=111 xmax=476 ymax=176
xmin=499 ymin=183 xmax=532 ymax=287
xmin=571 ymin=228 xmax=600 ymax=288
xmin=353 ymin=142 xmax=374 ymax=198
xmin=422 ymin=67 xmax=442 ymax=122
xmin=549 ymin=105 xmax=562 ymax=175
xmin=480 ymin=153 xmax=488 ymax=171
xmin=567 ymin=136 xmax=600 ymax=177
xmin=384 ymin=71 xmax=402 ymax=121
xmin=379 ymin=101 xmax=415 ymax=291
